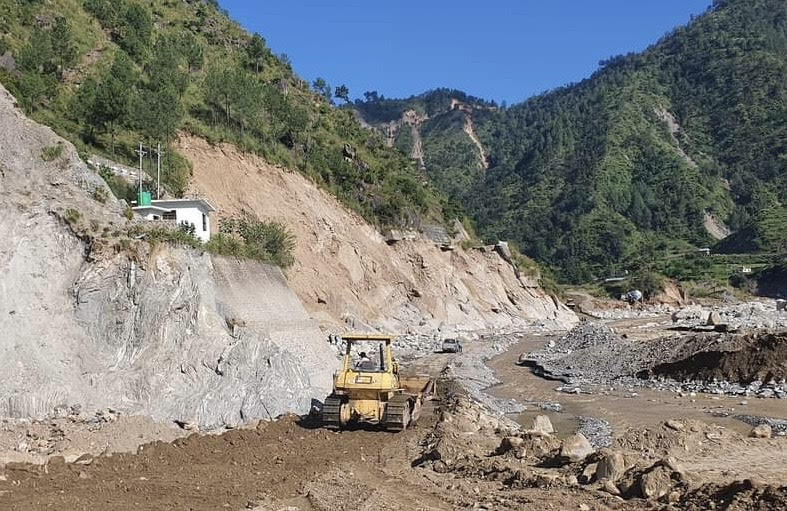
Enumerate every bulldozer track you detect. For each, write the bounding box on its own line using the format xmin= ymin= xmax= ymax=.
xmin=384 ymin=396 xmax=411 ymax=431
xmin=321 ymin=396 xmax=343 ymax=429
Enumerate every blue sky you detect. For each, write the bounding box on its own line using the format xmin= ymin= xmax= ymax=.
xmin=218 ymin=0 xmax=712 ymax=104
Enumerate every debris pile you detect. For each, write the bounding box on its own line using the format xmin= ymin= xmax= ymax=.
xmin=413 ymin=389 xmax=787 ymax=508
xmin=521 ymin=322 xmax=787 ymax=399
xmin=671 ymin=302 xmax=787 ymax=331
xmin=520 ymin=321 xmax=670 ymax=385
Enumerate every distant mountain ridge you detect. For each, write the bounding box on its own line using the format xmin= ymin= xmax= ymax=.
xmin=355 ymin=0 xmax=787 ymax=282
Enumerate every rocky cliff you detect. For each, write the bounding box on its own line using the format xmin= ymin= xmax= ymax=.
xmin=0 ymin=85 xmax=335 ymax=427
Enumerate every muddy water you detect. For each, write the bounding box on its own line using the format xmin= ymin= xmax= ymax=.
xmin=486 ymin=333 xmax=787 ymax=439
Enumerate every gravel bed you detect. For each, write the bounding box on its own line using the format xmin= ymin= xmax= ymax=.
xmin=732 ymin=415 xmax=787 ymax=435
xmin=577 ymin=416 xmax=612 ymax=448
xmin=522 ymin=321 xmax=787 ymax=399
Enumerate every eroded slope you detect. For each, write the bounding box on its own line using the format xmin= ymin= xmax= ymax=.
xmin=177 ymin=135 xmax=576 ymax=334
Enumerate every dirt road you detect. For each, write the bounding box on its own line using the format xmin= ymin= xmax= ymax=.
xmin=0 ymin=414 xmax=437 ymax=510
xmin=0 ymin=390 xmax=637 ymax=511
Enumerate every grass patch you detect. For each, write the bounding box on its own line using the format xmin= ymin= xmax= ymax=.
xmin=64 ymin=207 xmax=80 ymax=226
xmin=41 ymin=143 xmax=64 ymax=162
xmin=92 ymin=186 xmax=108 ymax=203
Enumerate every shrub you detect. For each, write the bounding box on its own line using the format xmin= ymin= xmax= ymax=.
xmin=64 ymin=208 xmax=80 ymax=222
xmin=142 ymin=225 xmax=201 ymax=248
xmin=629 ymin=270 xmax=665 ymax=299
xmin=131 ymin=217 xmax=296 ymax=268
xmin=206 ymin=217 xmax=295 ymax=267
xmin=92 ymin=187 xmax=109 ymax=203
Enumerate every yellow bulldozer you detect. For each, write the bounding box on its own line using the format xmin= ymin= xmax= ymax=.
xmin=321 ymin=333 xmax=435 ymax=431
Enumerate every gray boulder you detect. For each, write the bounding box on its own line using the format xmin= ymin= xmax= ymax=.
xmin=706 ymin=311 xmax=723 ymax=326
xmin=560 ymin=433 xmax=594 ymax=462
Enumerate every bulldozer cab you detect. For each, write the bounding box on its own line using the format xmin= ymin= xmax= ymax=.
xmin=341 ymin=334 xmax=398 ymax=375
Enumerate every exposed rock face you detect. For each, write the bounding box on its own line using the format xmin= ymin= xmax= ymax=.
xmin=66 ymin=249 xmax=336 ymax=427
xmin=0 ymin=84 xmax=335 ymax=427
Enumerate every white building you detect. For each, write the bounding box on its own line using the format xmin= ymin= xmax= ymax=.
xmin=132 ymin=198 xmax=216 ymax=243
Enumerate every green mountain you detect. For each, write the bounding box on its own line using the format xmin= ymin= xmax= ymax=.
xmin=0 ymin=0 xmax=447 ymax=229
xmin=354 ymin=89 xmax=496 ymax=216
xmin=356 ymin=0 xmax=787 ymax=283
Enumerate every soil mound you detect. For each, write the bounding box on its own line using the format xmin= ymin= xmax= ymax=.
xmin=648 ymin=331 xmax=787 ymax=384
xmin=678 ymin=480 xmax=787 ymax=511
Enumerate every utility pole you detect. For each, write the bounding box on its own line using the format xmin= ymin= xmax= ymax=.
xmin=155 ymin=143 xmax=165 ymax=199
xmin=135 ymin=142 xmax=147 ymax=195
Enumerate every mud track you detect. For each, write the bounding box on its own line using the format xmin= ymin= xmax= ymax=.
xmin=0 ymin=415 xmax=433 ymax=510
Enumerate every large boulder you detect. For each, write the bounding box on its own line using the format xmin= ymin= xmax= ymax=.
xmin=640 ymin=465 xmax=673 ymax=499
xmin=706 ymin=311 xmax=723 ymax=326
xmin=523 ymin=432 xmax=562 ymax=457
xmin=560 ymin=433 xmax=594 ymax=462
xmin=531 ymin=415 xmax=555 ymax=435
xmin=595 ymin=450 xmax=626 ymax=482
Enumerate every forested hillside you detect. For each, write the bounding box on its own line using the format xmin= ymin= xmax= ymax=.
xmin=354 ymin=88 xmax=497 ymax=216
xmin=0 ymin=0 xmax=446 ymax=228
xmin=357 ymin=0 xmax=787 ymax=283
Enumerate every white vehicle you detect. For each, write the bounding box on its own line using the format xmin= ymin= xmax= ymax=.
xmin=441 ymin=338 xmax=463 ymax=353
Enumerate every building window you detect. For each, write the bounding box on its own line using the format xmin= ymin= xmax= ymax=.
xmin=202 ymin=213 xmax=207 ymax=232
xmin=163 ymin=210 xmax=176 ymax=220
